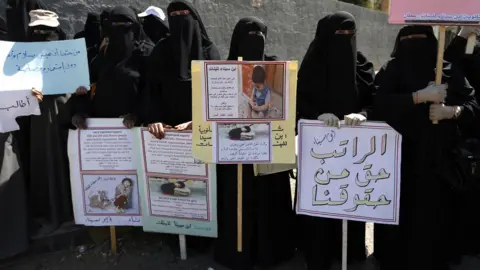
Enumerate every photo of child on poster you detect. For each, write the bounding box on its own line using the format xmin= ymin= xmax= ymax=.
xmin=147 ymin=178 xmax=209 ymax=220
xmin=240 ymin=64 xmax=285 ymax=119
xmin=217 ymin=123 xmax=271 ymax=162
xmin=83 ymin=175 xmax=140 ymax=215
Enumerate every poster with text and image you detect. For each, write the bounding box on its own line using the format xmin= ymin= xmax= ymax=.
xmin=135 ymin=130 xmax=217 ymax=238
xmin=67 ymin=119 xmax=142 ymax=226
xmin=192 ymin=60 xmax=297 ymax=165
xmin=389 ymin=0 xmax=480 ymax=25
xmin=0 ymin=39 xmax=90 ymax=95
xmin=296 ymin=120 xmax=402 ymax=225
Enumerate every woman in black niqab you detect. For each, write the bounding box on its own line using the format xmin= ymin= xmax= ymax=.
xmin=214 ymin=17 xmax=295 ymax=270
xmin=373 ymin=25 xmax=479 ymax=270
xmin=74 ymin=13 xmax=102 ymax=62
xmin=145 ymin=0 xmax=220 ymax=133
xmin=71 ymin=6 xmax=154 ymax=129
xmin=19 ymin=11 xmax=74 ymax=236
xmin=0 ymin=16 xmax=30 ymax=260
xmin=295 ymin=12 xmax=376 ymax=269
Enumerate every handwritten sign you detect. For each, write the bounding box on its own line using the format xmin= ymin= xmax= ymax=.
xmin=67 ymin=119 xmax=142 ymax=226
xmin=296 ymin=120 xmax=402 ymax=225
xmin=192 ymin=61 xmax=297 ymax=165
xmin=135 ymin=130 xmax=217 ymax=237
xmin=0 ymin=90 xmax=40 ymax=132
xmin=389 ymin=0 xmax=480 ymax=25
xmin=0 ymin=39 xmax=90 ymax=95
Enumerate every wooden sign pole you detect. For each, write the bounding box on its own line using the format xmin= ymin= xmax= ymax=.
xmin=179 ymin=234 xmax=187 ymax=260
xmin=110 ymin=226 xmax=117 ymax=254
xmin=237 ymin=56 xmax=244 ymax=253
xmin=466 ymin=33 xmax=477 ymax=54
xmin=433 ymin=26 xmax=446 ymax=125
xmin=341 ymin=220 xmax=348 ymax=270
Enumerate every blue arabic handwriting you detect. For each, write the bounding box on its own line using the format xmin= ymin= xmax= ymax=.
xmin=16 ymin=61 xmax=78 ymax=74
xmin=7 ymin=48 xmax=82 ymax=60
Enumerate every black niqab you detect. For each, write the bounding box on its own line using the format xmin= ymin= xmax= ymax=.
xmin=166 ymin=0 xmax=205 ymax=81
xmin=100 ymin=8 xmax=112 ymax=37
xmin=27 ymin=25 xmax=61 ymax=42
xmin=391 ymin=25 xmax=438 ymax=91
xmin=103 ymin=6 xmax=138 ymax=70
xmin=227 ymin=17 xmax=267 ymax=61
xmin=142 ymin=15 xmax=169 ymax=44
xmin=75 ymin=13 xmax=101 ymax=48
xmin=297 ymin=11 xmax=374 ymax=120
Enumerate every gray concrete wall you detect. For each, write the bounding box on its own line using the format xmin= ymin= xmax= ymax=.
xmin=1 ymin=0 xmax=401 ymax=68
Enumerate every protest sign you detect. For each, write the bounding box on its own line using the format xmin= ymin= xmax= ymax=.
xmin=389 ymin=0 xmax=480 ymax=25
xmin=135 ymin=130 xmax=217 ymax=237
xmin=0 ymin=39 xmax=89 ymax=95
xmin=296 ymin=120 xmax=402 ymax=225
xmin=192 ymin=61 xmax=297 ymax=165
xmin=0 ymin=90 xmax=40 ymax=132
xmin=68 ymin=119 xmax=142 ymax=227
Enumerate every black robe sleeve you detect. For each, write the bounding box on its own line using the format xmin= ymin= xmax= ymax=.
xmin=356 ymin=51 xmax=376 ymax=119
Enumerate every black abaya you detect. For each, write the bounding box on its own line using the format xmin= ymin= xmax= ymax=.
xmin=295 ymin=12 xmax=375 ymax=269
xmin=373 ymin=25 xmax=480 ymax=270
xmin=0 ymin=17 xmax=29 ymax=260
xmin=214 ymin=17 xmax=295 ymax=270
xmin=20 ymin=25 xmax=74 ymax=235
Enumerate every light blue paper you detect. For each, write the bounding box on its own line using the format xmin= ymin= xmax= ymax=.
xmin=0 ymin=39 xmax=90 ymax=95
xmin=134 ymin=129 xmax=218 ymax=238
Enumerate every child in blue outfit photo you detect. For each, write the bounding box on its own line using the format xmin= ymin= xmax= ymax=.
xmin=249 ymin=65 xmax=272 ymax=118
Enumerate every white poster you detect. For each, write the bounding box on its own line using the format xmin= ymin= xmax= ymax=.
xmin=136 ymin=130 xmax=218 ymax=237
xmin=68 ymin=119 xmax=142 ymax=226
xmin=0 ymin=90 xmax=40 ymax=132
xmin=296 ymin=120 xmax=402 ymax=225
xmin=0 ymin=39 xmax=90 ymax=95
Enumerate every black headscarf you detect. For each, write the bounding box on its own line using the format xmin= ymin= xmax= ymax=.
xmin=164 ymin=0 xmax=219 ymax=81
xmin=227 ymin=17 xmax=267 ymax=61
xmin=100 ymin=8 xmax=112 ymax=37
xmin=297 ymin=12 xmax=375 ymax=120
xmin=390 ymin=25 xmax=438 ymax=92
xmin=144 ymin=0 xmax=220 ymax=125
xmin=0 ymin=17 xmax=7 ymax=40
xmin=74 ymin=13 xmax=101 ymax=48
xmin=102 ymin=6 xmax=140 ymax=70
xmin=142 ymin=15 xmax=169 ymax=44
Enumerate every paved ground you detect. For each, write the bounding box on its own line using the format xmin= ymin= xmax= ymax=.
xmin=2 ymin=177 xmax=480 ymax=270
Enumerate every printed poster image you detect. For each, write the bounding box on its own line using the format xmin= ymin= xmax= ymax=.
xmin=68 ymin=118 xmax=142 ymax=226
xmin=216 ymin=123 xmax=271 ymax=163
xmin=135 ymin=129 xmax=217 ymax=238
xmin=205 ymin=62 xmax=287 ymax=121
xmin=147 ymin=178 xmax=209 ymax=220
xmin=83 ymin=174 xmax=141 ymax=216
xmin=296 ymin=120 xmax=402 ymax=225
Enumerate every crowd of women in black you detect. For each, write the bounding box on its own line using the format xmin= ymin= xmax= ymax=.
xmin=1 ymin=0 xmax=480 ymax=269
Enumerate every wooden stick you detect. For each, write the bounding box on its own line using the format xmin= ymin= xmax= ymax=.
xmin=433 ymin=26 xmax=446 ymax=125
xmin=179 ymin=234 xmax=187 ymax=260
xmin=466 ymin=33 xmax=477 ymax=54
xmin=110 ymin=226 xmax=117 ymax=254
xmin=342 ymin=220 xmax=348 ymax=270
xmin=237 ymin=56 xmax=244 ymax=253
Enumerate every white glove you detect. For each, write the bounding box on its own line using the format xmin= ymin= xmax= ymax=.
xmin=459 ymin=26 xmax=480 ymax=39
xmin=318 ymin=113 xmax=340 ymax=128
xmin=416 ymin=82 xmax=448 ymax=104
xmin=344 ymin=113 xmax=366 ymax=126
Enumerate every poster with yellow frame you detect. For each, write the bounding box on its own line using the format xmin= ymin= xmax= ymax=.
xmin=191 ymin=60 xmax=297 ymax=165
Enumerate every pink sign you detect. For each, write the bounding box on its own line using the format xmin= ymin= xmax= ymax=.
xmin=389 ymin=0 xmax=480 ymax=25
